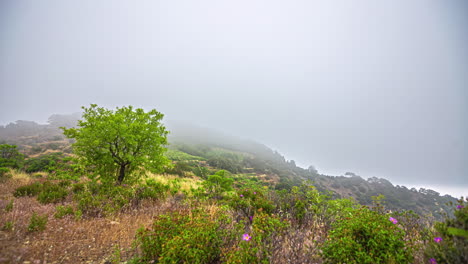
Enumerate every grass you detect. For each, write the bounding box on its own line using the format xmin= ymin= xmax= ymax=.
xmin=144 ymin=173 xmax=202 ymax=193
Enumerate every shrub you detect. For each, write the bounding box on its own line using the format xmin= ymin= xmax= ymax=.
xmin=37 ymin=182 xmax=68 ymax=204
xmin=136 ymin=179 xmax=169 ymax=200
xmin=28 ymin=212 xmax=48 ymax=232
xmin=2 ymin=221 xmax=14 ymax=231
xmin=72 ymin=183 xmax=85 ymax=193
xmin=14 ymin=182 xmax=43 ymax=197
xmin=321 ymin=207 xmax=412 ymax=264
xmin=24 ymin=153 xmax=62 ymax=173
xmin=0 ymin=167 xmax=11 ymax=182
xmin=74 ymin=182 xmax=136 ymax=217
xmin=54 ymin=205 xmax=75 ymax=219
xmin=224 ymin=212 xmax=289 ymax=263
xmin=203 ymin=170 xmax=234 ymax=198
xmin=0 ymin=144 xmax=24 ymax=168
xmin=425 ymin=199 xmax=468 ymax=263
xmin=4 ymin=199 xmax=13 ymax=212
xmin=134 ymin=210 xmax=225 ymax=263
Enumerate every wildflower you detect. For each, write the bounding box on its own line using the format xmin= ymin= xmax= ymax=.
xmin=242 ymin=233 xmax=251 ymax=241
xmin=457 ymin=205 xmax=464 ymax=209
xmin=249 ymin=216 xmax=253 ymax=222
xmin=434 ymin=237 xmax=442 ymax=243
xmin=240 ymin=194 xmax=244 ymax=198
xmin=389 ymin=217 xmax=398 ymax=224
xmin=253 ymin=192 xmax=257 ymax=194
xmin=429 ymin=258 xmax=437 ymax=264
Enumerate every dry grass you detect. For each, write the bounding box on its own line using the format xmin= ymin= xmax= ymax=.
xmin=0 ymin=175 xmax=188 ymax=264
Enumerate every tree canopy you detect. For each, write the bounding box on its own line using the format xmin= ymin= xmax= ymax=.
xmin=62 ymin=104 xmax=170 ymax=184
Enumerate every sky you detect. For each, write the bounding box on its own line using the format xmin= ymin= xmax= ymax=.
xmin=0 ymin=0 xmax=467 ymax=197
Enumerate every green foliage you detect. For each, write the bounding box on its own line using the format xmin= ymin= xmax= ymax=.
xmin=74 ymin=182 xmax=137 ymax=217
xmin=207 ymin=151 xmax=243 ymax=174
xmin=202 ymin=170 xmax=234 ymax=198
xmin=321 ymin=207 xmax=412 ymax=264
xmin=37 ymin=182 xmax=68 ymax=204
xmin=136 ymin=179 xmax=170 ymax=200
xmin=425 ymin=199 xmax=468 ymax=263
xmin=4 ymin=199 xmax=14 ymax=212
xmin=165 ymin=149 xmax=205 ymax=161
xmin=13 ymin=181 xmax=69 ymax=203
xmin=0 ymin=144 xmax=24 ymax=168
xmin=192 ymin=165 xmax=211 ymax=179
xmin=62 ymin=104 xmax=170 ymax=184
xmin=28 ymin=212 xmax=48 ymax=232
xmin=133 ymin=210 xmax=225 ymax=263
xmin=54 ymin=205 xmax=75 ymax=219
xmin=0 ymin=167 xmax=10 ymax=181
xmin=164 ymin=161 xmax=193 ymax=177
xmin=14 ymin=182 xmax=43 ymax=197
xmin=72 ymin=183 xmax=85 ymax=193
xmin=224 ymin=213 xmax=289 ymax=263
xmin=24 ymin=153 xmax=62 ymax=173
xmin=2 ymin=221 xmax=14 ymax=231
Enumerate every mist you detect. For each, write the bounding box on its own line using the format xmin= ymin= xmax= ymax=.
xmin=1 ymin=0 xmax=467 ymax=197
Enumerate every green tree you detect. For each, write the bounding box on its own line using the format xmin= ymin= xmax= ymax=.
xmin=62 ymin=104 xmax=170 ymax=184
xmin=203 ymin=170 xmax=234 ymax=197
xmin=0 ymin=144 xmax=24 ymax=168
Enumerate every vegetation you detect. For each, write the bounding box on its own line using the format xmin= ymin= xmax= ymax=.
xmin=0 ymin=108 xmax=465 ymax=263
xmin=62 ymin=105 xmax=170 ymax=184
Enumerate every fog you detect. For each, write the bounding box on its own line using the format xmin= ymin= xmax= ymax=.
xmin=0 ymin=0 xmax=467 ymax=196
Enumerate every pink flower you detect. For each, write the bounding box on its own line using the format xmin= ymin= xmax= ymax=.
xmin=434 ymin=237 xmax=442 ymax=243
xmin=457 ymin=205 xmax=464 ymax=209
xmin=240 ymin=194 xmax=244 ymax=197
xmin=389 ymin=217 xmax=398 ymax=224
xmin=429 ymin=258 xmax=437 ymax=264
xmin=242 ymin=233 xmax=251 ymax=241
xmin=253 ymin=192 xmax=257 ymax=194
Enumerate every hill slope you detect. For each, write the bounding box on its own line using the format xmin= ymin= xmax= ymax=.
xmin=0 ymin=116 xmax=457 ymax=219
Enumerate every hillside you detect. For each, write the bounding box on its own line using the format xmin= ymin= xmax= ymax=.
xmin=0 ymin=116 xmax=458 ymax=219
xmin=1 ymin=114 xmax=467 ymax=264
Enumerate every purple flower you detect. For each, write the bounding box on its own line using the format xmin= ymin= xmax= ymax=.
xmin=429 ymin=258 xmax=437 ymax=264
xmin=240 ymin=194 xmax=244 ymax=197
xmin=457 ymin=205 xmax=464 ymax=209
xmin=249 ymin=216 xmax=253 ymax=222
xmin=242 ymin=233 xmax=251 ymax=241
xmin=389 ymin=217 xmax=398 ymax=224
xmin=434 ymin=237 xmax=442 ymax=243
xmin=253 ymin=192 xmax=257 ymax=194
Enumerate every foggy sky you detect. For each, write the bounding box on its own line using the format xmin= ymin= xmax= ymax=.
xmin=1 ymin=0 xmax=467 ymax=196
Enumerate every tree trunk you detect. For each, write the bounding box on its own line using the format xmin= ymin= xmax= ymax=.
xmin=117 ymin=164 xmax=126 ymax=184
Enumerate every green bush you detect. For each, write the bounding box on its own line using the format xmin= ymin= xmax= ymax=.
xmin=2 ymin=221 xmax=14 ymax=231
xmin=0 ymin=144 xmax=24 ymax=168
xmin=425 ymin=199 xmax=468 ymax=263
xmin=74 ymin=182 xmax=136 ymax=217
xmin=321 ymin=207 xmax=412 ymax=264
xmin=134 ymin=210 xmax=225 ymax=263
xmin=224 ymin=212 xmax=289 ymax=263
xmin=54 ymin=205 xmax=75 ymax=219
xmin=13 ymin=182 xmax=43 ymax=197
xmin=28 ymin=212 xmax=48 ymax=232
xmin=136 ymin=179 xmax=169 ymax=200
xmin=24 ymin=153 xmax=62 ymax=173
xmin=0 ymin=167 xmax=11 ymax=182
xmin=72 ymin=183 xmax=85 ymax=193
xmin=37 ymin=182 xmax=68 ymax=204
xmin=4 ymin=199 xmax=13 ymax=212
xmin=202 ymin=170 xmax=234 ymax=198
